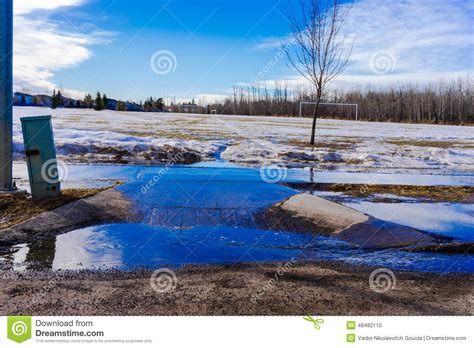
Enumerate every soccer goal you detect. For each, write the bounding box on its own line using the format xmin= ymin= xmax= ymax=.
xmin=299 ymin=102 xmax=359 ymax=121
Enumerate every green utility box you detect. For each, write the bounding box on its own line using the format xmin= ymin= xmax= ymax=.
xmin=21 ymin=115 xmax=61 ymax=200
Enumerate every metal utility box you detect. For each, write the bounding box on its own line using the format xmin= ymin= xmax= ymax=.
xmin=21 ymin=115 xmax=61 ymax=199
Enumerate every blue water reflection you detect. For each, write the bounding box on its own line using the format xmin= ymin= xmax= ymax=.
xmin=3 ymin=224 xmax=472 ymax=273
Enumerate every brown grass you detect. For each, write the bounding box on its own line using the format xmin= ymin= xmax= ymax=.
xmin=285 ymin=139 xmax=356 ymax=150
xmin=284 ymin=183 xmax=474 ymax=203
xmin=386 ymin=139 xmax=474 ymax=149
xmin=0 ymin=185 xmax=120 ymax=230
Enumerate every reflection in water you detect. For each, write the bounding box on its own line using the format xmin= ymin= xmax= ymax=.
xmin=25 ymin=238 xmax=56 ymax=271
xmin=12 ymin=162 xmax=474 ymax=191
xmin=1 ymin=244 xmax=29 ymax=272
xmin=344 ymin=202 xmax=474 ymax=242
xmin=7 ymin=162 xmax=473 ymax=274
xmin=1 ymin=224 xmax=472 ymax=273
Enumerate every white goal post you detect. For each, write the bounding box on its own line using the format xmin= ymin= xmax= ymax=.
xmin=299 ymin=102 xmax=359 ymax=121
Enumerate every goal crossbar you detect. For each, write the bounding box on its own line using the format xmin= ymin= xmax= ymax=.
xmin=299 ymin=102 xmax=359 ymax=121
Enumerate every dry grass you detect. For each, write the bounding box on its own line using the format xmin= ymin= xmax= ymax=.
xmin=285 ymin=183 xmax=474 ymax=203
xmin=0 ymin=185 xmax=120 ymax=230
xmin=387 ymin=139 xmax=474 ymax=149
xmin=285 ymin=139 xmax=356 ymax=150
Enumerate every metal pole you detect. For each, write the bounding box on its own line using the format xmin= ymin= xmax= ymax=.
xmin=0 ymin=0 xmax=13 ymax=191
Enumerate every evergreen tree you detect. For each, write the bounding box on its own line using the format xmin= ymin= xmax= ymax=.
xmin=102 ymin=94 xmax=108 ymax=110
xmin=51 ymin=90 xmax=58 ymax=109
xmin=83 ymin=94 xmax=93 ymax=108
xmin=75 ymin=100 xmax=81 ymax=108
xmin=116 ymin=100 xmax=127 ymax=111
xmin=94 ymin=92 xmax=103 ymax=111
xmin=144 ymin=97 xmax=154 ymax=112
xmin=57 ymin=90 xmax=63 ymax=107
xmin=32 ymin=96 xmax=38 ymax=106
xmin=154 ymin=98 xmax=165 ymax=111
xmin=21 ymin=94 xmax=26 ymax=105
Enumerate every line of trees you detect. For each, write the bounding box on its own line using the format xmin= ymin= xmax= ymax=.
xmin=205 ymin=78 xmax=473 ymax=125
xmin=45 ymin=79 xmax=473 ymax=124
xmin=48 ymin=90 xmax=165 ymax=112
xmin=143 ymin=97 xmax=165 ymax=112
xmin=92 ymin=92 xmax=108 ymax=111
xmin=51 ymin=89 xmax=63 ymax=109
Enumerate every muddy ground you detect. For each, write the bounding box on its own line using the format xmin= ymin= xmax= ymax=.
xmin=0 ymin=185 xmax=121 ymax=230
xmin=1 ymin=261 xmax=472 ymax=316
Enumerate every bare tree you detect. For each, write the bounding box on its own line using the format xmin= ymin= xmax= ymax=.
xmin=284 ymin=0 xmax=353 ymax=144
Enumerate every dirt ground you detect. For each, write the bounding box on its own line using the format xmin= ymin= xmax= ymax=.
xmin=1 ymin=261 xmax=472 ymax=316
xmin=0 ymin=185 xmax=121 ymax=230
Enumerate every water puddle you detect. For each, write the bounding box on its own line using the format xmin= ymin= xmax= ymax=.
xmin=312 ymin=192 xmax=474 ymax=242
xmin=1 ymin=224 xmax=472 ymax=273
xmin=6 ymin=161 xmax=473 ymax=274
xmin=116 ymin=167 xmax=297 ymax=227
xmin=13 ymin=162 xmax=474 ymax=190
xmin=286 ymin=168 xmax=474 ymax=186
xmin=344 ymin=201 xmax=474 ymax=242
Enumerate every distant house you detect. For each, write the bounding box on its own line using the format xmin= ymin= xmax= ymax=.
xmin=13 ymin=92 xmax=35 ymax=106
xmin=179 ymin=103 xmax=202 ymax=113
xmin=123 ymin=101 xmax=140 ymax=112
xmin=14 ymin=92 xmax=54 ymax=107
xmin=12 ymin=91 xmax=142 ymax=112
xmin=35 ymin=94 xmax=52 ymax=107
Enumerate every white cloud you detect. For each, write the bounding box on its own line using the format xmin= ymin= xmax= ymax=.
xmin=165 ymin=94 xmax=229 ymax=106
xmin=253 ymin=0 xmax=473 ymax=87
xmin=253 ymin=37 xmax=286 ymax=50
xmin=13 ymin=0 xmax=112 ymax=99
xmin=14 ymin=0 xmax=83 ymax=15
xmin=194 ymin=94 xmax=229 ymax=105
xmin=345 ymin=0 xmax=473 ymax=80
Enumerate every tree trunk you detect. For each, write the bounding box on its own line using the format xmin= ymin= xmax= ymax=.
xmin=310 ymin=87 xmax=323 ymax=145
xmin=310 ymin=100 xmax=320 ymax=145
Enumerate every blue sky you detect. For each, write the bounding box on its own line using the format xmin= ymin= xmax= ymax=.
xmin=13 ymin=0 xmax=474 ymax=103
